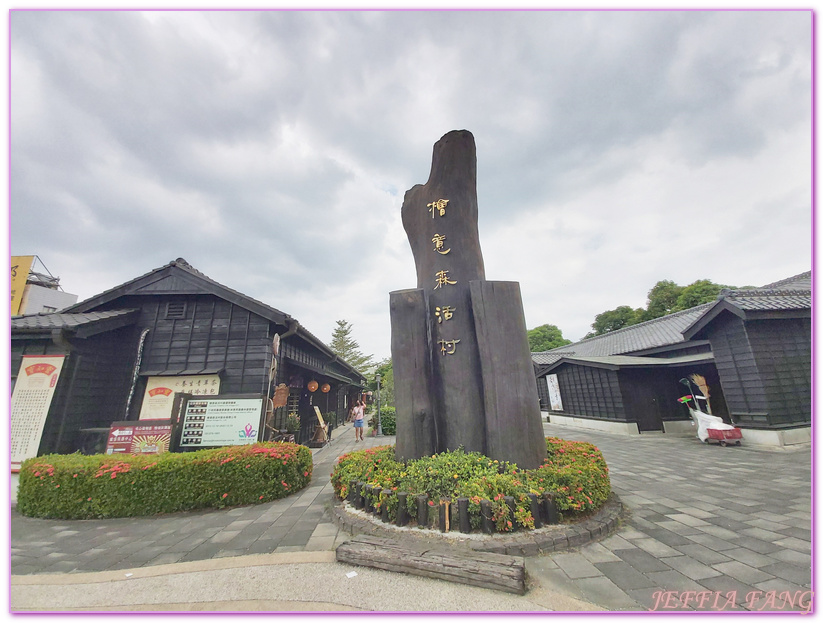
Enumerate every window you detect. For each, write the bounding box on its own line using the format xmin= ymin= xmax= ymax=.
xmin=42 ymin=306 xmax=57 ymax=313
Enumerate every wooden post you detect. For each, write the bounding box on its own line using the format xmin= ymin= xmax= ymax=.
xmin=457 ymin=497 xmax=471 ymax=533
xmin=439 ymin=499 xmax=450 ymax=532
xmin=364 ymin=485 xmax=374 ymax=513
xmin=381 ymin=493 xmax=390 ymax=523
xmin=470 ymin=280 xmax=547 ymax=470
xmin=354 ymin=482 xmax=365 ymax=510
xmin=397 ymin=491 xmax=409 ymax=526
xmin=348 ymin=480 xmax=358 ymax=505
xmin=372 ymin=486 xmax=382 ymax=515
xmin=417 ymin=494 xmax=429 ymax=528
xmin=504 ymin=496 xmax=518 ymax=532
xmin=528 ymin=493 xmax=542 ymax=529
xmin=479 ymin=499 xmax=494 ymax=534
xmin=542 ymin=492 xmax=559 ymax=524
xmin=390 ymin=289 xmax=438 ymax=461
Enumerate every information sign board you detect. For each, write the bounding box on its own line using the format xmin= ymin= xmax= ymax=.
xmin=11 ymin=355 xmax=65 ymax=470
xmin=179 ymin=396 xmax=264 ymax=448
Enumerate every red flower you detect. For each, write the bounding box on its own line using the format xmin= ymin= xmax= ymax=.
xmin=222 ymin=493 xmax=228 ymax=498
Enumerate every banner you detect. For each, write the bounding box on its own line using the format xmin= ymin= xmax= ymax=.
xmin=547 ymin=374 xmax=564 ymax=412
xmin=179 ymin=396 xmax=264 ymax=448
xmin=139 ymin=374 xmax=221 ymax=420
xmin=10 ymin=255 xmax=34 ymax=316
xmin=11 ymin=355 xmax=65 ymax=470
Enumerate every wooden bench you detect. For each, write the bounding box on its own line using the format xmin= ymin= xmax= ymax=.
xmin=335 ymin=534 xmax=526 ymax=595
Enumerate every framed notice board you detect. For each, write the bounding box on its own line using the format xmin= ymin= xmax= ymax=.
xmin=177 ymin=394 xmax=266 ymax=449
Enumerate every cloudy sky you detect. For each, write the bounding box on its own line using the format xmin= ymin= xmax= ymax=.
xmin=10 ymin=9 xmax=812 ymax=363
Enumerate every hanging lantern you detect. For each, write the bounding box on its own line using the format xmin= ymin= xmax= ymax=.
xmin=307 ymin=380 xmax=319 ymax=392
xmin=321 ymin=383 xmax=331 ymax=393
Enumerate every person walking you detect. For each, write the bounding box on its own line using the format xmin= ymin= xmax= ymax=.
xmin=352 ymin=399 xmax=365 ymax=442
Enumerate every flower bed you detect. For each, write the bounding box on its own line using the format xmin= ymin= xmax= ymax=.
xmin=330 ymin=437 xmax=610 ymax=533
xmin=17 ymin=442 xmax=313 ymax=520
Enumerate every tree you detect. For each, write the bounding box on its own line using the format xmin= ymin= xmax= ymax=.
xmin=527 ymin=324 xmax=572 ymax=352
xmin=588 ymin=306 xmax=643 ymax=337
xmin=673 ymin=279 xmax=730 ymax=311
xmin=644 ymin=280 xmax=685 ymax=320
xmin=329 ymin=319 xmax=374 ymax=372
xmin=370 ymin=358 xmax=394 ymax=408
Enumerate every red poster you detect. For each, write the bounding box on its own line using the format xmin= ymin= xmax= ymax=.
xmin=106 ymin=421 xmax=173 ymax=455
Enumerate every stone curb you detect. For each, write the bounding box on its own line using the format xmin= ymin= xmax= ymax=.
xmin=331 ymin=493 xmax=625 ymax=557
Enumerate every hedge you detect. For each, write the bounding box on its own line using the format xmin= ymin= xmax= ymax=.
xmin=330 ymin=437 xmax=610 ymax=533
xmin=17 ymin=442 xmax=313 ymax=519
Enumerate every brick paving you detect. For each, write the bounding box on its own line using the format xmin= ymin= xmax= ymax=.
xmin=10 ymin=420 xmax=813 ymax=612
xmin=527 ymin=423 xmax=812 ymax=612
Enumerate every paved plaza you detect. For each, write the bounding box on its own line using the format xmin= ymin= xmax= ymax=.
xmin=10 ymin=421 xmax=813 ymax=612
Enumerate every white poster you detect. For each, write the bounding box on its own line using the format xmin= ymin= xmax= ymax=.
xmin=139 ymin=374 xmax=221 ymax=420
xmin=11 ymin=355 xmax=66 ymax=470
xmin=547 ymin=374 xmax=564 ymax=412
xmin=179 ymin=397 xmax=264 ymax=448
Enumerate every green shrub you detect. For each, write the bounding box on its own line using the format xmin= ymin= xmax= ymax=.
xmin=368 ymin=406 xmax=396 ymax=435
xmin=330 ymin=438 xmax=611 ymax=533
xmin=17 ymin=442 xmax=313 ymax=520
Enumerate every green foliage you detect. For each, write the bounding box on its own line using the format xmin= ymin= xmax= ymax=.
xmin=645 ymin=280 xmax=684 ymax=319
xmin=369 ymin=359 xmax=394 ymax=408
xmin=587 ymin=305 xmax=644 ymax=337
xmin=368 ymin=406 xmax=396 ymax=435
xmin=330 ymin=440 xmax=611 ymax=532
xmin=17 ymin=442 xmax=313 ymax=520
xmin=286 ymin=413 xmax=300 ymax=433
xmin=330 ymin=319 xmax=374 ymax=372
xmin=673 ymin=279 xmax=730 ymax=311
xmin=587 ymin=278 xmax=736 ymax=337
xmin=527 ymin=324 xmax=572 ymax=352
xmin=527 ymin=438 xmax=611 ymax=513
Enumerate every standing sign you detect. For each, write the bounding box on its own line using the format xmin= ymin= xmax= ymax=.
xmin=106 ymin=421 xmax=173 ymax=455
xmin=139 ymin=375 xmax=221 ymax=420
xmin=179 ymin=396 xmax=265 ymax=448
xmin=10 ymin=255 xmax=34 ymax=316
xmin=11 ymin=355 xmax=65 ymax=470
xmin=546 ymin=374 xmax=564 ymax=412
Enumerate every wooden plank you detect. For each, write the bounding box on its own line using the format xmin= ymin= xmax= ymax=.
xmin=469 ymin=280 xmax=546 ymax=470
xmin=390 ymin=289 xmax=438 ymax=461
xmin=336 ymin=534 xmax=525 ymax=595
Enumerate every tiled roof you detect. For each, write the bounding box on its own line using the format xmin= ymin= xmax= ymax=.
xmin=760 ymin=271 xmax=811 ymax=290
xmin=532 ymin=303 xmax=713 ymax=362
xmin=722 ymin=289 xmax=811 ymax=312
xmin=11 ymin=309 xmax=138 ymax=331
xmin=531 ymin=270 xmax=811 ymax=368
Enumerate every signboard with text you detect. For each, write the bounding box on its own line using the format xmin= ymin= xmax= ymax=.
xmin=178 ymin=395 xmax=265 ymax=448
xmin=547 ymin=374 xmax=564 ymax=412
xmin=11 ymin=354 xmax=65 ymax=470
xmin=139 ymin=374 xmax=221 ymax=420
xmin=106 ymin=421 xmax=173 ymax=455
xmin=10 ymin=255 xmax=34 ymax=316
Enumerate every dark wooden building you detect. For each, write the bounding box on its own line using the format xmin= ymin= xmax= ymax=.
xmin=533 ymin=272 xmax=811 ymax=446
xmin=11 ymin=259 xmax=366 ymax=458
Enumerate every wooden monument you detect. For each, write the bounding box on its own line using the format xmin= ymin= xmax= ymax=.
xmin=390 ymin=130 xmax=547 ymax=469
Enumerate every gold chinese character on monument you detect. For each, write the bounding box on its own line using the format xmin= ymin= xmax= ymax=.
xmin=434 ymin=306 xmax=455 ymax=323
xmin=431 ymin=233 xmax=451 ymax=255
xmin=437 ymin=339 xmax=461 ymax=355
xmin=427 ymin=199 xmax=449 ymax=218
xmin=434 ymin=270 xmax=457 ymax=289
